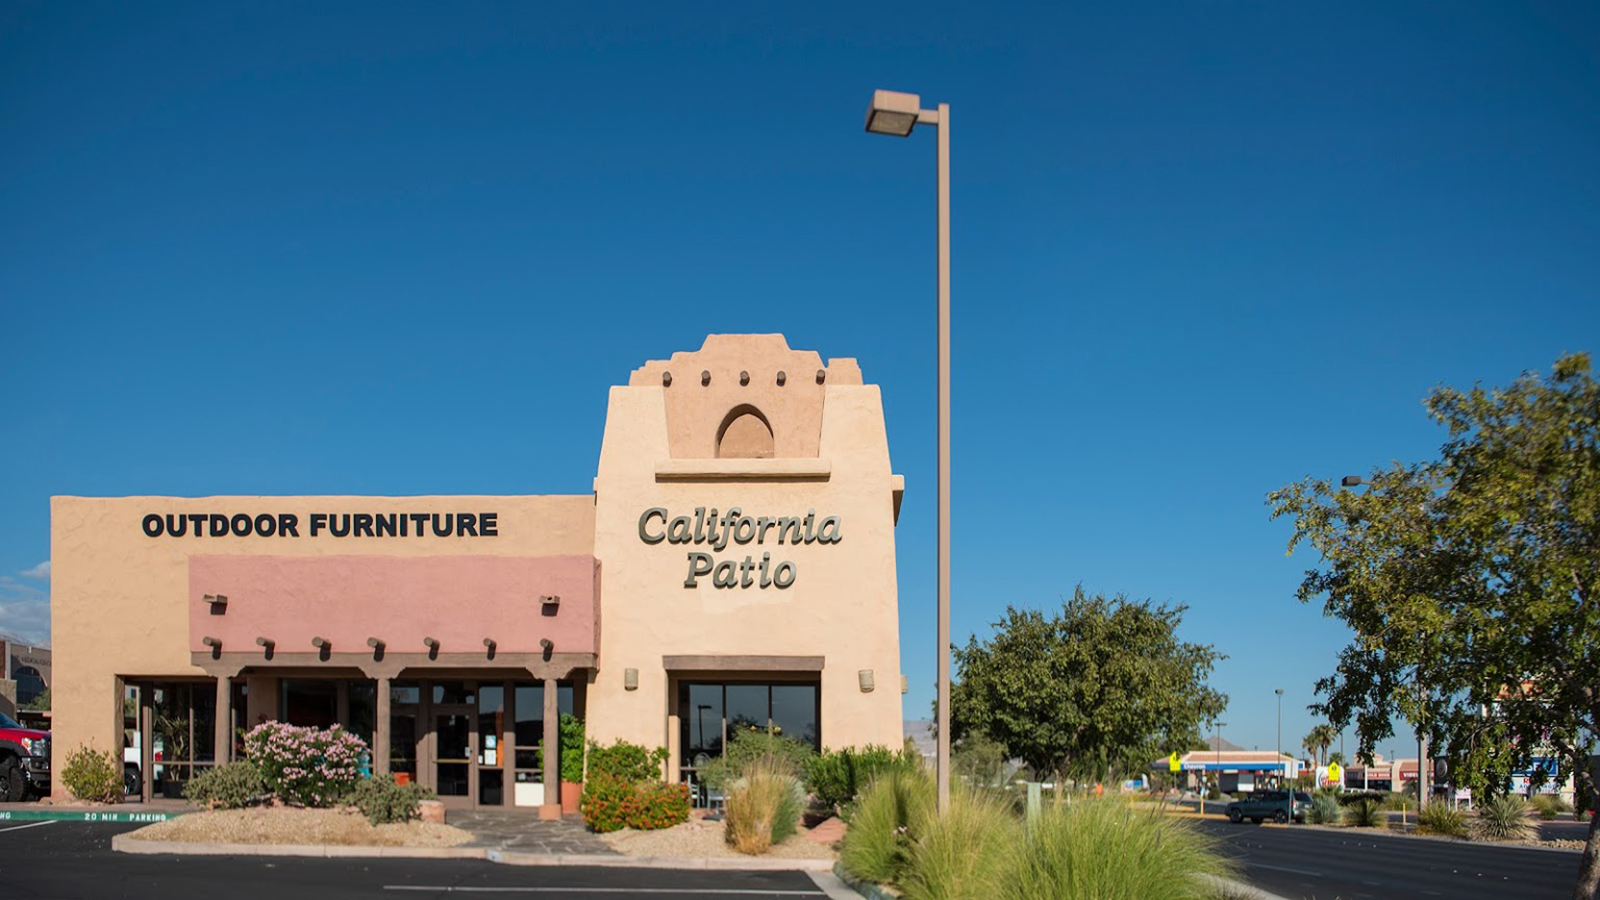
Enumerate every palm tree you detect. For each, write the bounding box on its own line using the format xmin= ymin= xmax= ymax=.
xmin=1302 ymin=724 xmax=1337 ymax=767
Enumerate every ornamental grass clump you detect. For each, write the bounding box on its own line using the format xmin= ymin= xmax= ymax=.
xmin=243 ymin=721 xmax=367 ymax=807
xmin=1415 ymin=802 xmax=1468 ymax=838
xmin=1309 ymin=792 xmax=1342 ymax=825
xmin=1004 ymin=796 xmax=1234 ymax=900
xmin=898 ymin=785 xmax=1018 ymax=900
xmin=1529 ymin=794 xmax=1571 ymax=820
xmin=839 ymin=766 xmax=935 ymax=885
xmin=1472 ymin=794 xmax=1536 ymax=842
xmin=724 ymin=757 xmax=805 ymax=855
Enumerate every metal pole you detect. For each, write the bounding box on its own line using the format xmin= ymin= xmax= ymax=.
xmin=1275 ymin=689 xmax=1283 ymax=788
xmin=935 ymin=101 xmax=952 ymax=817
xmin=1418 ymin=680 xmax=1429 ymax=810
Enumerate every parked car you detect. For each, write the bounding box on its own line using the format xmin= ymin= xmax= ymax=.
xmin=1225 ymin=789 xmax=1310 ymax=824
xmin=0 ymin=710 xmax=50 ymax=801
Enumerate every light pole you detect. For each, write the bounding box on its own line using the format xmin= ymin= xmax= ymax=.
xmin=1342 ymin=474 xmax=1429 ymax=809
xmin=865 ymin=88 xmax=952 ymax=815
xmin=1274 ymin=688 xmax=1284 ymax=788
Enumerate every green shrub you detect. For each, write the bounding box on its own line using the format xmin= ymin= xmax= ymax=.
xmin=899 ymin=785 xmax=1018 ymax=900
xmin=1529 ymin=794 xmax=1571 ymax=820
xmin=60 ymin=744 xmax=123 ymax=803
xmin=805 ymin=744 xmax=919 ymax=816
xmin=1345 ymin=797 xmax=1385 ymax=827
xmin=701 ymin=730 xmax=815 ymax=791
xmin=1309 ymin=793 xmax=1342 ymax=825
xmin=1472 ymin=794 xmax=1535 ymax=842
xmin=1005 ymin=797 xmax=1234 ymax=900
xmin=839 ymin=766 xmax=935 ymax=884
xmin=1415 ymin=802 xmax=1467 ymax=838
xmin=725 ymin=758 xmax=804 ymax=854
xmin=579 ymin=739 xmax=687 ymax=833
xmin=586 ymin=739 xmax=668 ymax=782
xmin=579 ymin=773 xmax=690 ymax=833
xmin=184 ymin=761 xmax=264 ymax=809
xmin=348 ymin=775 xmax=434 ymax=825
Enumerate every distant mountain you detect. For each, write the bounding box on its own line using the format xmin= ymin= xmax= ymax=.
xmin=903 ymin=718 xmax=936 ymax=759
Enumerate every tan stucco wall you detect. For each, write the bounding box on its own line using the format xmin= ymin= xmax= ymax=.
xmin=591 ymin=335 xmax=904 ymax=763
xmin=49 ymin=494 xmax=593 ymax=773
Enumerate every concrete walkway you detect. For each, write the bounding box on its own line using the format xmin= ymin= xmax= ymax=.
xmin=446 ymin=808 xmax=618 ymax=856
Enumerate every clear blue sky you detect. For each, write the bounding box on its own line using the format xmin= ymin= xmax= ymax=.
xmin=3 ymin=2 xmax=1597 ymax=759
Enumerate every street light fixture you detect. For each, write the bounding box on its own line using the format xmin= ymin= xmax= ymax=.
xmin=863 ymin=87 xmax=952 ymax=815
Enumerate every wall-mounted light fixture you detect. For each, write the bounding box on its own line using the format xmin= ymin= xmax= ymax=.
xmin=201 ymin=636 xmax=222 ymax=649
xmin=859 ymin=669 xmax=875 ymax=693
xmin=901 ymin=674 xmax=909 ymax=695
xmin=624 ymin=668 xmax=638 ymax=691
xmin=311 ymin=636 xmax=330 ymax=649
xmin=204 ymin=594 xmax=228 ymax=610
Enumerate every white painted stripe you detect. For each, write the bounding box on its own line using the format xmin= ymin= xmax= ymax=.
xmin=384 ymin=888 xmax=822 ymax=896
xmin=1245 ymin=861 xmax=1324 ymax=877
xmin=0 ymin=820 xmax=57 ymax=834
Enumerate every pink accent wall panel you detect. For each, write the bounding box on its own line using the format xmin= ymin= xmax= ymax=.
xmin=188 ymin=555 xmax=597 ymax=655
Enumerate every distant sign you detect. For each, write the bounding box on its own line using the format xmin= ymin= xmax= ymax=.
xmin=1169 ymin=752 xmax=1182 ymax=773
xmin=1326 ymin=761 xmax=1342 ymax=784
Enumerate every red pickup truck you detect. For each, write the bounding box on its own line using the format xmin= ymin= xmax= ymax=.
xmin=0 ymin=710 xmax=50 ymax=801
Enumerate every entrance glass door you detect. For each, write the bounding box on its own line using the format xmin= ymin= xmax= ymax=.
xmin=435 ymin=711 xmax=473 ymax=804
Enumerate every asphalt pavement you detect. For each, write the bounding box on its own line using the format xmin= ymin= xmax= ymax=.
xmin=1195 ymin=818 xmax=1582 ymax=900
xmin=0 ymin=820 xmax=844 ymax=900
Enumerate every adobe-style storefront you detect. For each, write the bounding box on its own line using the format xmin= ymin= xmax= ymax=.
xmin=49 ymin=335 xmax=906 ymax=814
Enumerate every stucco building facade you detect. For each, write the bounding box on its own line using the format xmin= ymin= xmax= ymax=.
xmin=49 ymin=335 xmax=905 ymax=813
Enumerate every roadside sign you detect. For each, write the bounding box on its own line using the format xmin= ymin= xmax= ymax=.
xmin=1327 ymin=761 xmax=1342 ymax=784
xmin=1169 ymin=752 xmax=1182 ymax=773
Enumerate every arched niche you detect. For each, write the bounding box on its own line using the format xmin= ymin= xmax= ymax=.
xmin=716 ymin=404 xmax=775 ymax=459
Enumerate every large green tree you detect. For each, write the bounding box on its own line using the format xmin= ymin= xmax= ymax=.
xmin=1269 ymin=354 xmax=1600 ymax=900
xmin=949 ymin=587 xmax=1226 ymax=783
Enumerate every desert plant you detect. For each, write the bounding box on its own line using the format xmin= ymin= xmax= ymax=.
xmin=1415 ymin=802 xmax=1468 ymax=838
xmin=1472 ymin=794 xmax=1535 ymax=842
xmin=243 ymin=721 xmax=368 ymax=807
xmin=1309 ymin=792 xmax=1342 ymax=825
xmin=1345 ymin=797 xmax=1385 ymax=828
xmin=898 ymin=785 xmax=1019 ymax=900
xmin=805 ymin=744 xmax=920 ymax=816
xmin=347 ymin=775 xmax=435 ymax=825
xmin=725 ymin=757 xmax=805 ymax=854
xmin=839 ymin=766 xmax=936 ymax=884
xmin=579 ymin=739 xmax=687 ymax=833
xmin=183 ymin=761 xmax=264 ymax=809
xmin=585 ymin=739 xmax=668 ymax=782
xmin=701 ymin=729 xmax=815 ymax=790
xmin=1529 ymin=794 xmax=1571 ymax=820
xmin=1005 ymin=796 xmax=1234 ymax=900
xmin=60 ymin=744 xmax=123 ymax=803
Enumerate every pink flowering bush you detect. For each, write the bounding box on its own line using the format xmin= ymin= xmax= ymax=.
xmin=243 ymin=721 xmax=368 ymax=807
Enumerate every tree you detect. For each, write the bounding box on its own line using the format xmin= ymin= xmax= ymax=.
xmin=1328 ymin=751 xmax=1346 ymax=767
xmin=1269 ymin=354 xmax=1600 ymax=900
xmin=22 ymin=687 xmax=49 ymax=712
xmin=949 ymin=586 xmax=1227 ymax=784
xmin=1303 ymin=724 xmax=1336 ymax=767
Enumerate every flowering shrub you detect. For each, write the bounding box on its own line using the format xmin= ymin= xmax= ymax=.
xmin=580 ymin=739 xmax=687 ymax=833
xmin=581 ymin=774 xmax=689 ymax=832
xmin=243 ymin=721 xmax=367 ymax=807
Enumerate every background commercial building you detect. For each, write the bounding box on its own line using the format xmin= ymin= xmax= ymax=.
xmin=49 ymin=335 xmax=906 ymax=813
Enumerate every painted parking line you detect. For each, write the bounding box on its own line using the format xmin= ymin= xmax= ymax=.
xmin=385 ymin=888 xmax=823 ymax=896
xmin=0 ymin=820 xmax=57 ymax=834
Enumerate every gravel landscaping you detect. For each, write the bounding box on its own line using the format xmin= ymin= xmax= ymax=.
xmin=598 ymin=817 xmax=839 ymax=860
xmin=124 ymin=807 xmax=474 ymax=847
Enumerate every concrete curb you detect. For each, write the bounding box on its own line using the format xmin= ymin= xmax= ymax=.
xmin=1201 ymin=873 xmax=1295 ymax=900
xmin=830 ymin=862 xmax=896 ymax=900
xmin=111 ymin=834 xmax=487 ymax=859
xmin=486 ymin=849 xmax=837 ymax=870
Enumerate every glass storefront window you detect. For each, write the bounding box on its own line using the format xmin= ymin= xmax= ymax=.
xmin=432 ymin=682 xmax=475 ymax=705
xmin=678 ymin=681 xmax=820 ymax=805
xmin=282 ymin=680 xmax=337 ymax=728
xmin=771 ymin=685 xmax=819 ymax=748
